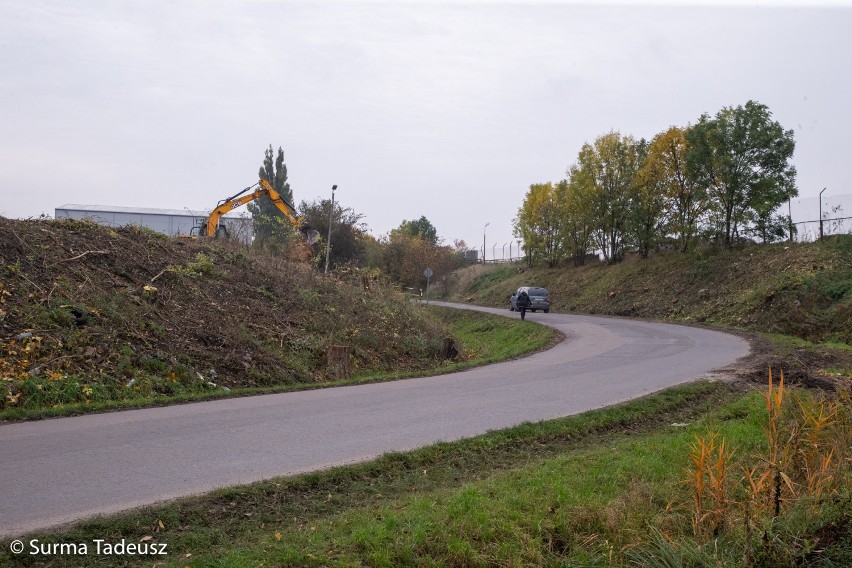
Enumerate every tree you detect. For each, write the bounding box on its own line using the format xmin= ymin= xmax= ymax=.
xmin=249 ymin=145 xmax=297 ymax=248
xmin=571 ymin=132 xmax=641 ymax=263
xmin=629 ymin=135 xmax=682 ymax=257
xmin=432 ymin=242 xmax=467 ymax=295
xmin=374 ymin=230 xmax=463 ymax=291
xmin=639 ymin=126 xmax=707 ymax=252
xmin=560 ymin=177 xmax=595 ymax=266
xmin=397 ymin=216 xmax=439 ymax=245
xmin=625 ymin=138 xmax=668 ymax=258
xmin=686 ymin=101 xmax=797 ymax=247
xmin=746 ymin=178 xmax=794 ymax=244
xmin=298 ymin=199 xmax=368 ymax=270
xmin=513 ymin=182 xmax=564 ymax=268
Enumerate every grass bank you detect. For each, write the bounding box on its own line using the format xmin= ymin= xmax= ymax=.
xmin=444 ymin=238 xmax=852 ymax=390
xmin=0 ymin=306 xmax=555 ymax=421
xmin=447 ymin=238 xmax=852 ymax=345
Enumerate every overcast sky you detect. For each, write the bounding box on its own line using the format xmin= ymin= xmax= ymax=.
xmin=2 ymin=0 xmax=850 ymax=256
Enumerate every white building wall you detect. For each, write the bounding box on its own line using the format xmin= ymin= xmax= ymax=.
xmin=54 ymin=206 xmax=253 ymax=245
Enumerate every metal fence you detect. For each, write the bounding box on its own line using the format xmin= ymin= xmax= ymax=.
xmin=482 ymin=257 xmax=523 ymax=264
xmin=791 ymin=217 xmax=852 ymax=243
xmin=468 ymin=193 xmax=849 ymax=261
xmin=787 ymin=192 xmax=852 ymax=243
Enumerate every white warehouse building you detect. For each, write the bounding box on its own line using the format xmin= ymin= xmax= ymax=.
xmin=54 ymin=204 xmax=254 ymax=245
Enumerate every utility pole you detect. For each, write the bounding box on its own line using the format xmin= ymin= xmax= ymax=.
xmin=819 ymin=187 xmax=826 ymax=241
xmin=324 ymin=185 xmax=337 ymax=274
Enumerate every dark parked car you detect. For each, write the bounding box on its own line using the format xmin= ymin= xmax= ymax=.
xmin=509 ymin=286 xmax=551 ymax=313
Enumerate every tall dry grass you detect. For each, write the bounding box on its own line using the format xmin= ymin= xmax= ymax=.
xmin=685 ymin=366 xmax=851 ymax=564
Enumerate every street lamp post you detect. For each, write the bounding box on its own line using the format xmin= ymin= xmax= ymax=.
xmin=819 ymin=187 xmax=826 ymax=241
xmin=482 ymin=222 xmax=489 ymax=263
xmin=324 ymin=185 xmax=337 ymax=274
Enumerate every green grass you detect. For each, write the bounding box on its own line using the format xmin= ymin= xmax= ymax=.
xmin=227 ymin=395 xmax=783 ymax=568
xmin=0 ymin=307 xmax=556 ymax=422
xmin=4 ymin=381 xmax=848 ymax=567
xmin=760 ymin=332 xmax=852 ymax=354
xmin=427 ymin=305 xmax=556 ymax=365
xmin=465 ymin=266 xmax=518 ymax=294
xmin=0 ymin=381 xmax=743 ymax=567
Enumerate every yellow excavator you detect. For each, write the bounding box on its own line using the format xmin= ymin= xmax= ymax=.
xmin=194 ymin=179 xmax=319 ymax=244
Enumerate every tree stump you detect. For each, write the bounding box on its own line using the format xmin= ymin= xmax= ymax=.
xmin=141 ymin=284 xmax=158 ymax=304
xmin=442 ymin=337 xmax=459 ymax=360
xmin=327 ymin=345 xmax=350 ymax=379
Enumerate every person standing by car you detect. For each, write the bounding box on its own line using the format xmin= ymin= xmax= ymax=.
xmin=516 ymin=289 xmax=532 ymax=320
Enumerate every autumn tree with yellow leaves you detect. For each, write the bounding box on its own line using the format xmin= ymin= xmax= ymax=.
xmin=513 ymin=182 xmax=565 ymax=268
xmin=641 ymin=126 xmax=708 ymax=252
xmin=560 ymin=177 xmax=596 ymax=266
xmin=514 ymin=100 xmax=797 ymax=268
xmin=571 ymin=131 xmax=642 ymax=264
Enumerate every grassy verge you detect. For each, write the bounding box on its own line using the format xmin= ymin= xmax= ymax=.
xmin=2 ymin=380 xmax=748 ymax=567
xmin=760 ymin=332 xmax=852 ymax=358
xmin=5 ymin=379 xmax=848 ymax=567
xmin=0 ymin=307 xmax=556 ymax=422
xmin=425 ymin=305 xmax=557 ymax=365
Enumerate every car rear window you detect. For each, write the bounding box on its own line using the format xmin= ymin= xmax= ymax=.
xmin=528 ymin=288 xmax=549 ymax=296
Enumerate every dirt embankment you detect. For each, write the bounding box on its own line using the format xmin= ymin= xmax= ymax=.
xmin=0 ymin=217 xmax=447 ymax=411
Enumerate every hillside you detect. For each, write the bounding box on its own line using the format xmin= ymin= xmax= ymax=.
xmin=446 ymin=239 xmax=852 ymax=384
xmin=3 ymin=217 xmax=849 ymax=417
xmin=0 ymin=217 xmax=453 ymax=413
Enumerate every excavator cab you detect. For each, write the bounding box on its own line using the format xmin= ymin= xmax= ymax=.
xmin=193 ymin=220 xmax=230 ymax=239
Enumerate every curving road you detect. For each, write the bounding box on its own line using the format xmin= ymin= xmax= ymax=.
xmin=0 ymin=303 xmax=749 ymax=537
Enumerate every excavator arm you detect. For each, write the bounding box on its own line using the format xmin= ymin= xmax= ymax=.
xmin=255 ymin=178 xmax=303 ymax=230
xmin=201 ymin=179 xmax=316 ymax=242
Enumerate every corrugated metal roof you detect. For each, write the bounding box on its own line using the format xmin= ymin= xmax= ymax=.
xmin=55 ymin=204 xmax=251 ymax=218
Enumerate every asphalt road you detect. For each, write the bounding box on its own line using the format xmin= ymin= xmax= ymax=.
xmin=0 ymin=303 xmax=750 ymax=537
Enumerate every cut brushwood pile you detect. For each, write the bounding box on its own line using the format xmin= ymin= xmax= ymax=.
xmin=0 ymin=217 xmax=450 ymax=412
